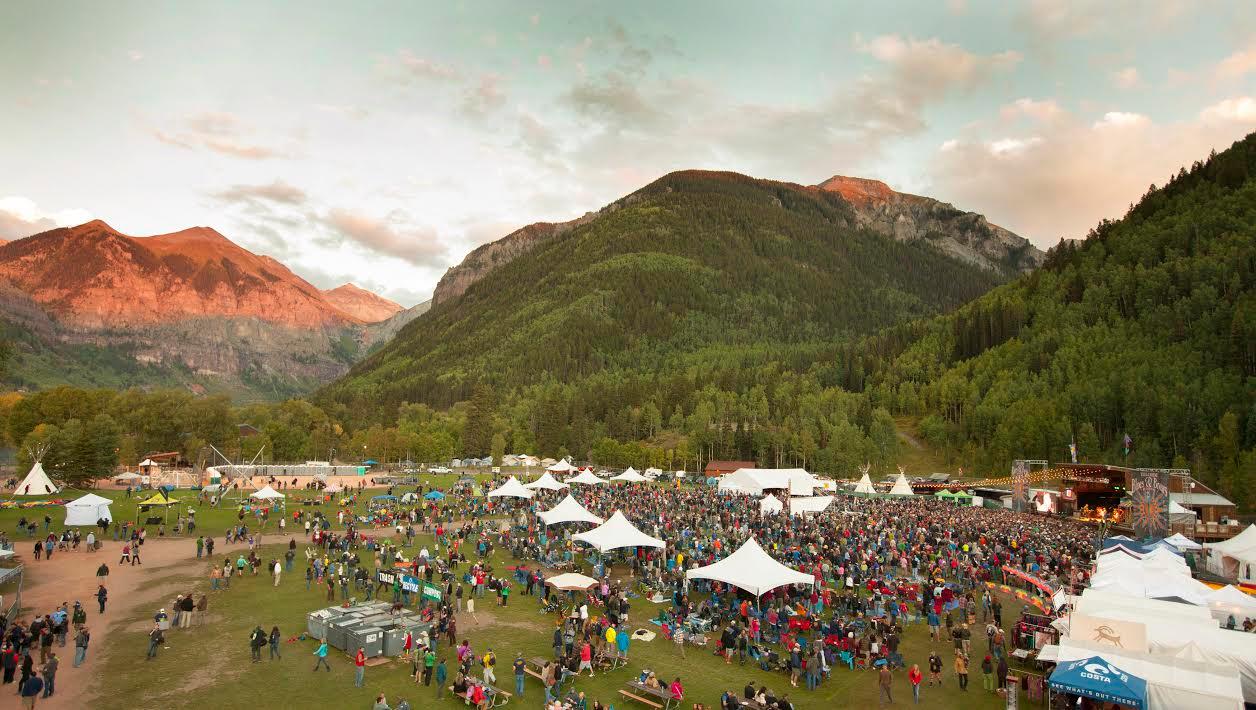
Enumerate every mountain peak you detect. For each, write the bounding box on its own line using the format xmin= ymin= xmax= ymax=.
xmin=816 ymin=175 xmax=909 ymax=207
xmin=69 ymin=218 xmax=120 ymax=235
xmin=322 ymin=283 xmax=404 ymax=323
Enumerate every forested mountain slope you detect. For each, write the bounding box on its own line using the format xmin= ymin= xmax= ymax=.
xmin=323 ymin=171 xmax=1013 ymax=416
xmin=857 ymin=133 xmax=1256 ymax=506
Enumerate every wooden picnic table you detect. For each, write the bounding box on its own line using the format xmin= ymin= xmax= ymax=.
xmin=525 ymin=656 xmax=549 ymax=681
xmin=622 ymin=680 xmax=677 ymax=710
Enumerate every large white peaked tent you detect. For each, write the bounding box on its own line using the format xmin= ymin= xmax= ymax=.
xmin=611 ymin=468 xmax=648 ymax=483
xmin=487 ymin=476 xmax=535 ymax=499
xmin=686 ymin=537 xmax=814 ymax=597
xmin=717 ymin=468 xmax=818 ymax=496
xmin=565 ymin=470 xmax=604 ymax=486
xmin=1164 ymin=532 xmax=1203 ymax=552
xmin=524 ymin=472 xmax=568 ymax=490
xmin=887 ymin=473 xmax=914 ymax=496
xmin=852 ymin=473 xmax=876 ymax=495
xmin=573 ymin=511 xmax=664 ymax=552
xmin=538 ymin=494 xmax=603 ymax=526
xmin=1206 ymin=525 xmax=1256 ymax=584
xmin=547 ymin=459 xmax=576 ymax=474
xmin=16 ymin=462 xmax=58 ymax=496
xmin=65 ymin=493 xmax=113 ymax=526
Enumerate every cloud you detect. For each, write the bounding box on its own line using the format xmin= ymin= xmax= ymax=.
xmin=379 ymin=50 xmax=461 ymax=82
xmin=1213 ymin=45 xmax=1256 ymax=83
xmin=210 ymin=180 xmax=308 ymax=206
xmin=1111 ymin=66 xmax=1140 ymax=89
xmin=322 ymin=208 xmax=448 ymax=266
xmin=1018 ymin=0 xmax=1189 ymax=43
xmin=462 ymin=73 xmax=507 ymax=116
xmin=150 ymin=111 xmax=286 ymax=160
xmin=1001 ymin=98 xmax=1064 ymax=122
xmin=927 ymin=96 xmax=1256 ymax=246
xmin=127 ymin=50 xmax=144 ymax=62
xmin=0 ymin=196 xmax=91 ymax=240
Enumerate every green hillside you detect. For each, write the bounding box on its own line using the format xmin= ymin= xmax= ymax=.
xmin=324 ymin=171 xmax=1007 ymax=412
xmin=857 ymin=134 xmax=1256 ymax=507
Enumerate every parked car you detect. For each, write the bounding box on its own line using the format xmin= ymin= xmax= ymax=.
xmin=427 ymin=466 xmax=452 ymax=474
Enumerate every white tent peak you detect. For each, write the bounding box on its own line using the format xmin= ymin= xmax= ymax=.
xmin=524 ymin=471 xmax=568 ymax=490
xmin=611 ymin=468 xmax=648 ymax=483
xmin=565 ymin=470 xmax=604 ymax=486
xmin=65 ymin=493 xmax=113 ymax=525
xmin=250 ymin=485 xmax=286 ymax=500
xmin=760 ymin=494 xmax=783 ymax=516
xmin=538 ymin=494 xmax=603 ymax=526
xmin=487 ymin=476 xmax=535 ymax=499
xmin=686 ymin=537 xmax=814 ymax=597
xmin=547 ymin=459 xmax=576 ymax=473
xmin=852 ymin=472 xmax=875 ymax=495
xmin=16 ymin=462 xmax=58 ymax=496
xmin=573 ymin=510 xmax=664 ymax=552
xmin=887 ymin=473 xmax=914 ymax=496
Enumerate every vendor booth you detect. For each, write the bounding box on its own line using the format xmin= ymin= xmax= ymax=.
xmin=64 ymin=493 xmax=113 ymax=526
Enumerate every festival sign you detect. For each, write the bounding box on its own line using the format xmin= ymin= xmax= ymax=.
xmin=1001 ymin=565 xmax=1054 ymax=595
xmin=421 ymin=582 xmax=442 ymax=602
xmin=1011 ymin=460 xmax=1029 ymax=513
xmin=1128 ymin=469 xmax=1170 ymax=539
xmin=1068 ymin=613 xmax=1148 ymax=653
xmin=377 ymin=569 xmax=422 ymax=593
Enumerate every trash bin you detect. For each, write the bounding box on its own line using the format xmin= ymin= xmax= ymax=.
xmin=346 ymin=623 xmax=385 ymax=658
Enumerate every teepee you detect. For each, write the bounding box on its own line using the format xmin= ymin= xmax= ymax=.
xmin=887 ymin=472 xmax=914 ymax=496
xmin=16 ymin=461 xmax=59 ymax=496
xmin=852 ymin=464 xmax=876 ymax=495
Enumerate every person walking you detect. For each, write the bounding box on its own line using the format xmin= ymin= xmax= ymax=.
xmin=954 ymin=653 xmax=969 ymax=691
xmin=434 ymin=657 xmax=447 ymax=700
xmin=312 ymin=639 xmax=331 ymax=671
xmin=249 ymin=626 xmax=265 ymax=662
xmin=72 ymin=628 xmax=89 ymax=668
xmin=19 ymin=673 xmax=42 ymax=710
xmin=422 ymin=648 xmax=436 ymax=686
xmin=878 ymin=665 xmax=893 ymax=706
xmin=908 ymin=663 xmax=922 ymax=704
xmin=981 ymin=655 xmax=994 ymax=692
xmin=196 ymin=536 xmax=204 ymax=559
xmin=96 ymin=585 xmax=107 ymax=615
xmin=269 ymin=626 xmax=282 ymax=660
xmin=146 ymin=623 xmax=164 ymax=660
xmin=354 ymin=647 xmax=367 ymax=687
xmin=513 ymin=653 xmax=526 ymax=698
xmin=482 ymin=647 xmax=497 ymax=685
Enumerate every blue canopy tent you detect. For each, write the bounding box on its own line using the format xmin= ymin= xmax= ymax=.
xmin=363 ymin=459 xmax=379 ymax=466
xmin=371 ymin=494 xmax=397 ymax=501
xmin=1048 ymin=657 xmax=1146 ymax=709
xmin=423 ymin=491 xmax=446 ymax=500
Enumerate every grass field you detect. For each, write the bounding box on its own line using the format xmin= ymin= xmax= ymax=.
xmin=86 ymin=531 xmax=1026 ymax=710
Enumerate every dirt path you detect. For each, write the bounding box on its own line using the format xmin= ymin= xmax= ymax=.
xmin=15 ymin=532 xmax=299 ymax=710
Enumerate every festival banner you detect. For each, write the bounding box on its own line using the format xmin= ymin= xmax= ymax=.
xmin=1001 ymin=565 xmax=1054 ymax=595
xmin=1068 ymin=613 xmax=1148 ymax=653
xmin=1129 ymin=469 xmax=1170 ymax=539
xmin=1011 ymin=460 xmax=1029 ymax=513
xmin=377 ymin=569 xmax=422 ymax=593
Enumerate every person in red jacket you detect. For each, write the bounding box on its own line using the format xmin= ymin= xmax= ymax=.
xmin=354 ymin=648 xmax=366 ymax=687
xmin=908 ymin=663 xmax=923 ymax=704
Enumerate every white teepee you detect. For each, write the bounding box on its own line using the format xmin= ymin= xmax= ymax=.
xmin=887 ymin=473 xmax=914 ymax=496
xmin=16 ymin=462 xmax=59 ymax=496
xmin=852 ymin=472 xmax=876 ymax=495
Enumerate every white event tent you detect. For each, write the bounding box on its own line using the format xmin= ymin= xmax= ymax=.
xmin=1204 ymin=585 xmax=1256 ymax=625
xmin=547 ymin=459 xmax=576 ymax=474
xmin=15 ymin=462 xmax=58 ymax=496
xmin=852 ymin=473 xmax=876 ymax=495
xmin=686 ymin=537 xmax=814 ymax=598
xmin=717 ymin=468 xmax=818 ymax=496
xmin=250 ymin=486 xmax=286 ymax=501
xmin=572 ymin=511 xmax=664 ymax=552
xmin=65 ymin=493 xmax=113 ymax=526
xmin=887 ymin=473 xmax=914 ymax=496
xmin=611 ymin=468 xmax=648 ymax=483
xmin=1163 ymin=532 xmax=1203 ymax=552
xmin=759 ymin=494 xmax=783 ymax=516
xmin=1205 ymin=525 xmax=1256 ymax=584
xmin=545 ymin=572 xmax=598 ymax=591
xmin=487 ymin=476 xmax=535 ymax=499
xmin=524 ymin=472 xmax=568 ymax=490
xmin=565 ymin=470 xmax=604 ymax=486
xmin=538 ymin=494 xmax=603 ymax=526
xmin=789 ymin=495 xmax=834 ymax=516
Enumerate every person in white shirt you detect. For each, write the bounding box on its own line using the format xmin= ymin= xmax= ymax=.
xmin=273 ymin=561 xmax=282 ymax=586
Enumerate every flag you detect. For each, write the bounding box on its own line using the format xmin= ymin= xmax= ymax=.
xmin=1122 ymin=433 xmax=1132 ymax=457
xmin=1068 ymin=437 xmax=1077 ymax=464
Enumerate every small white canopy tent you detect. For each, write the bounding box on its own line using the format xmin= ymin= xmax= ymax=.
xmin=565 ymin=470 xmax=604 ymax=486
xmin=887 ymin=473 xmax=914 ymax=496
xmin=611 ymin=468 xmax=648 ymax=483
xmin=1205 ymin=585 xmax=1256 ymax=625
xmin=759 ymin=494 xmax=783 ymax=516
xmin=1164 ymin=532 xmax=1203 ymax=552
xmin=524 ymin=472 xmax=568 ymax=490
xmin=852 ymin=472 xmax=876 ymax=495
xmin=15 ymin=462 xmax=58 ymax=496
xmin=538 ymin=494 xmax=603 ymax=526
xmin=1076 ymin=588 xmax=1215 ymax=626
xmin=324 ymin=483 xmax=344 ymax=493
xmin=545 ymin=572 xmax=598 ymax=591
xmin=250 ymin=486 xmax=286 ymax=500
xmin=686 ymin=537 xmax=814 ymax=598
xmin=717 ymin=468 xmax=818 ymax=496
xmin=572 ymin=511 xmax=665 ymax=552
xmin=789 ymin=495 xmax=834 ymax=516
xmin=547 ymin=459 xmax=576 ymax=474
xmin=487 ymin=476 xmax=535 ymax=499
xmin=114 ymin=472 xmax=143 ymax=482
xmin=65 ymin=493 xmax=113 ymax=526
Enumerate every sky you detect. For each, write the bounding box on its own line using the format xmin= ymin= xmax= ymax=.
xmin=2 ymin=1 xmax=1255 ymax=306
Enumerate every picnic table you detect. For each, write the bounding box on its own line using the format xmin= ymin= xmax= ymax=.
xmin=621 ymin=680 xmax=677 ymax=710
xmin=738 ymin=699 xmax=769 ymax=710
xmin=525 ymin=656 xmax=549 ymax=682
